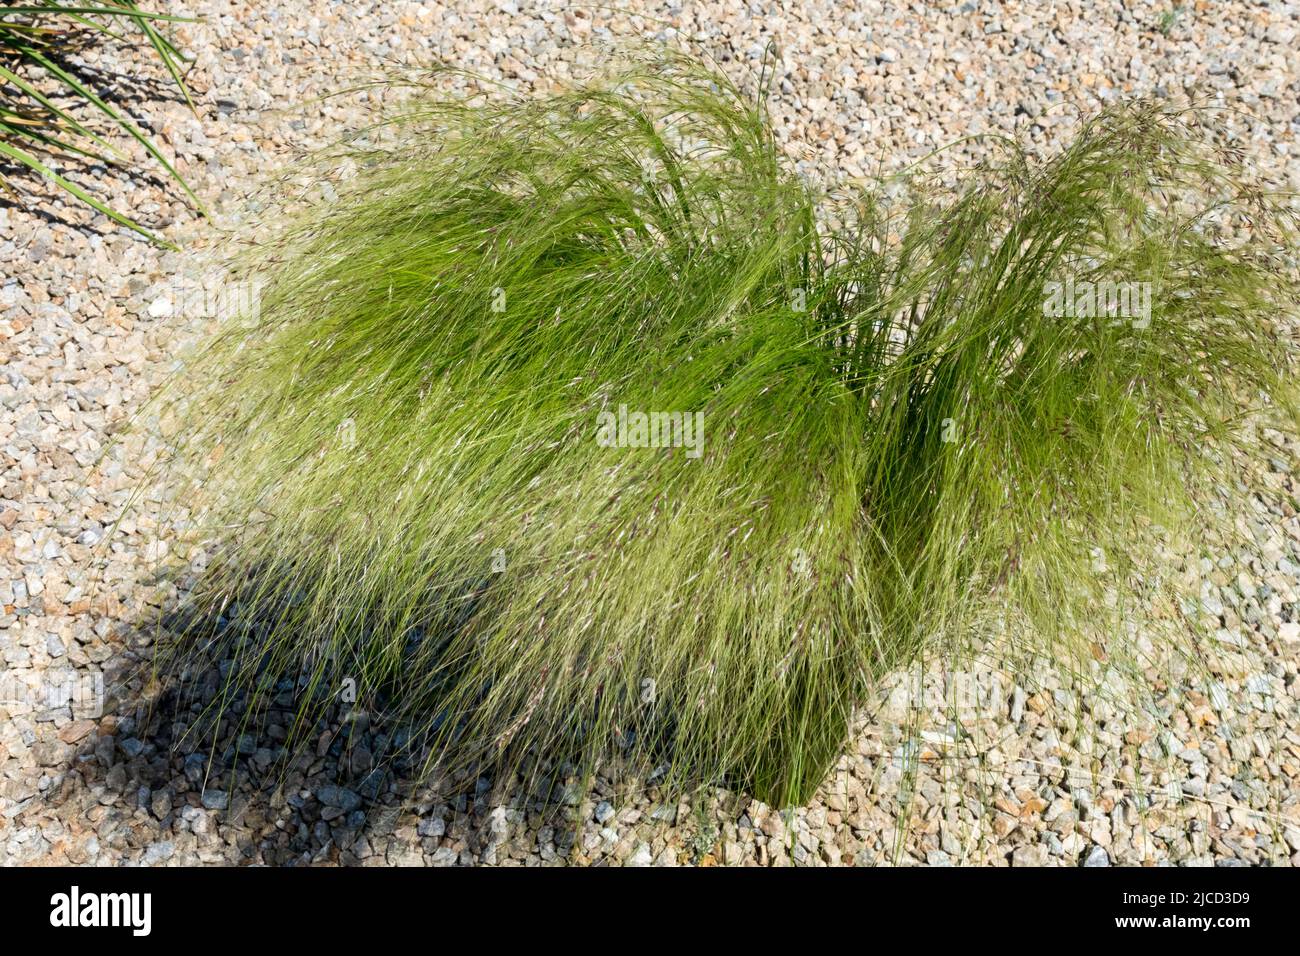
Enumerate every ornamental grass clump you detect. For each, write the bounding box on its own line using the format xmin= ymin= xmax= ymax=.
xmin=145 ymin=55 xmax=1298 ymax=807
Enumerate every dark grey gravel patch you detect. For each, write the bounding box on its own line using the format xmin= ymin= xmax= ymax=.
xmin=317 ymin=784 xmax=363 ymax=813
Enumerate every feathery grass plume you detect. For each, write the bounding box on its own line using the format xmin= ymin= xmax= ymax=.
xmin=141 ymin=53 xmax=1298 ymax=807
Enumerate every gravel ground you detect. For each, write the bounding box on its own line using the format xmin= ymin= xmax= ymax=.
xmin=2 ymin=0 xmax=1300 ymax=866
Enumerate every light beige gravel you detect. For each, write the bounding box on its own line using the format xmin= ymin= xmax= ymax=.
xmin=1 ymin=1 xmax=1298 ymax=865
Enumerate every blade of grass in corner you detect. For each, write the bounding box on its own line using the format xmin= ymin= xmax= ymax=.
xmin=0 ymin=5 xmax=190 ymax=21
xmin=1 ymin=114 xmax=113 ymax=165
xmin=13 ymin=37 xmax=205 ymax=210
xmin=1 ymin=1 xmax=206 ymax=234
xmin=131 ymin=7 xmax=196 ymax=113
xmin=0 ymin=60 xmax=124 ymax=158
xmin=0 ymin=136 xmax=175 ymax=244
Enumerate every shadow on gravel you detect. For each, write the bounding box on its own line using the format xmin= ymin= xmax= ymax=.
xmin=55 ymin=601 xmax=662 ymax=866
xmin=0 ymin=156 xmax=178 ymax=237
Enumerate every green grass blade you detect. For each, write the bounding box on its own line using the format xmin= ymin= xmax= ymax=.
xmin=0 ymin=61 xmax=124 ymax=159
xmin=0 ymin=136 xmax=171 ymax=244
xmin=15 ymin=38 xmax=205 ymax=209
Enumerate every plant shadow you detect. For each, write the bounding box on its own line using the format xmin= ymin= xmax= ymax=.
xmin=53 ymin=591 xmax=699 ymax=866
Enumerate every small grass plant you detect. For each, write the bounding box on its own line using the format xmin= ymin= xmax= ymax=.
xmin=0 ymin=1 xmax=201 ymax=242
